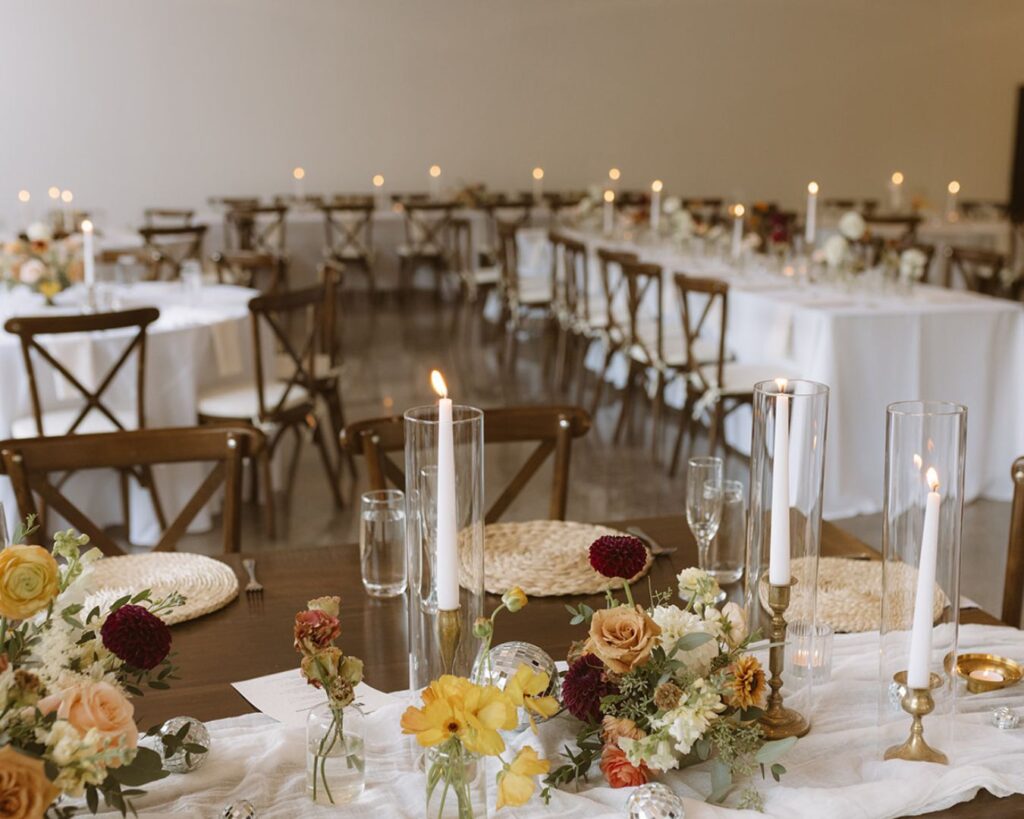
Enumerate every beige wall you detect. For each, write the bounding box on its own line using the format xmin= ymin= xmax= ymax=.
xmin=2 ymin=0 xmax=1022 ymax=226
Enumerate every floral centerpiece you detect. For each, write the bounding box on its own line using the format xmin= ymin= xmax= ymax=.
xmin=546 ymin=535 xmax=794 ymax=810
xmin=0 ymin=523 xmax=187 ymax=817
xmin=293 ymin=596 xmax=365 ymax=805
xmin=1 ymin=223 xmax=84 ymax=302
xmin=401 ymin=587 xmax=558 ymax=818
xmin=815 ymin=210 xmax=866 ymax=275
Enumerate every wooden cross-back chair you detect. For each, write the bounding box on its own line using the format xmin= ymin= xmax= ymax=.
xmin=864 ymin=214 xmax=921 ymax=242
xmin=211 ymin=251 xmax=289 ymax=293
xmin=224 ymin=204 xmax=288 ymax=254
xmin=398 ymin=202 xmax=455 ymax=300
xmin=1002 ymin=456 xmax=1024 ymax=626
xmin=321 ymin=200 xmax=376 ymax=297
xmin=449 ymin=217 xmax=499 ymax=308
xmin=138 ymin=224 xmax=208 ymax=281
xmin=196 ymin=283 xmax=344 ymax=530
xmin=143 ymin=208 xmax=194 ymax=228
xmin=543 ymin=191 xmax=586 ymax=221
xmin=585 ymin=248 xmax=637 ymax=414
xmin=823 ymin=198 xmax=879 ymax=215
xmin=682 ymin=198 xmax=724 ymax=225
xmin=479 ymin=194 xmax=534 ymax=266
xmin=340 ymin=405 xmax=591 ymax=522
xmin=497 ymin=221 xmax=555 ymax=374
xmin=549 ymin=233 xmax=593 ymax=393
xmin=945 ymin=246 xmax=1020 ymax=300
xmin=4 ymin=308 xmax=166 ymax=532
xmin=0 ymin=426 xmax=263 ymax=555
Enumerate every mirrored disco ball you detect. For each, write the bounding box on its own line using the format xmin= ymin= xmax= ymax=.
xmin=157 ymin=716 xmax=211 ymax=773
xmin=473 ymin=641 xmax=561 ymax=729
xmin=627 ymin=782 xmax=686 ymax=819
xmin=221 ymin=800 xmax=256 ymax=819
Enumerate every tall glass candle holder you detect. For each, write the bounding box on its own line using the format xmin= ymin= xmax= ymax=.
xmin=405 ymin=404 xmax=485 ymax=689
xmin=745 ymin=379 xmax=829 ymax=734
xmin=879 ymin=401 xmax=965 ymax=761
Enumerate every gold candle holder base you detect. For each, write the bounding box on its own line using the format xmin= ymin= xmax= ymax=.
xmin=884 ymin=671 xmax=948 ymax=764
xmin=759 ymin=579 xmax=811 ymax=740
xmin=436 ymin=608 xmax=462 ymax=676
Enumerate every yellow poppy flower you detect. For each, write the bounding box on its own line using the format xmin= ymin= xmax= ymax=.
xmin=504 ymin=665 xmax=561 ymax=731
xmin=496 ymin=746 xmax=550 ymax=809
xmin=460 ymin=683 xmax=516 ymax=756
xmin=501 ymin=586 xmax=528 ymax=612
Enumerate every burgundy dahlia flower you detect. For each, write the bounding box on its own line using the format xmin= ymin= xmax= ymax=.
xmin=100 ymin=604 xmax=172 ymax=670
xmin=562 ymin=654 xmax=618 ymax=723
xmin=589 ymin=535 xmax=647 ymax=580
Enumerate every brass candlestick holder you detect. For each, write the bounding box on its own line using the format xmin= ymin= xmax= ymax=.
xmin=436 ymin=608 xmax=463 ymax=676
xmin=884 ymin=670 xmax=948 ymax=764
xmin=759 ymin=579 xmax=810 ymax=740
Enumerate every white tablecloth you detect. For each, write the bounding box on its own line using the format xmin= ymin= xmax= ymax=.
xmin=556 ymin=229 xmax=1024 ymax=518
xmin=0 ymin=281 xmax=259 ymax=545
xmin=91 ymin=623 xmax=1024 ymax=818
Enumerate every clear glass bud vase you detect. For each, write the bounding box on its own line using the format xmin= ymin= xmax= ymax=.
xmin=426 ymin=741 xmax=487 ymax=819
xmin=306 ymin=702 xmax=365 ymax=805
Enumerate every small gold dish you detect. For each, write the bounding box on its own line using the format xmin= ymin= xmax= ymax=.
xmin=944 ymin=652 xmax=1024 ymax=694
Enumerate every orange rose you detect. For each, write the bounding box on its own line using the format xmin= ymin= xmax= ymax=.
xmin=0 ymin=746 xmax=60 ymax=819
xmin=586 ymin=605 xmax=661 ymax=674
xmin=599 ymin=744 xmax=650 ymax=788
xmin=43 ymin=682 xmax=138 ymax=764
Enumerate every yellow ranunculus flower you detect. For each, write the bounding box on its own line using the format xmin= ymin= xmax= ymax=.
xmin=501 ymin=586 xmax=528 ymax=613
xmin=401 ymin=675 xmax=517 ymax=758
xmin=460 ymin=683 xmax=517 ymax=757
xmin=504 ymin=665 xmax=561 ymax=731
xmin=0 ymin=544 xmax=60 ymax=620
xmin=496 ymin=746 xmax=550 ymax=810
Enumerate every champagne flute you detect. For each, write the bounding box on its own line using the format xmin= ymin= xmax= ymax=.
xmin=686 ymin=456 xmax=724 ymax=573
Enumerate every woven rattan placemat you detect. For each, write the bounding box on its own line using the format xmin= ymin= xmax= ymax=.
xmin=759 ymin=556 xmax=948 ymax=633
xmin=84 ymin=552 xmax=240 ymax=625
xmin=477 ymin=520 xmax=653 ymax=597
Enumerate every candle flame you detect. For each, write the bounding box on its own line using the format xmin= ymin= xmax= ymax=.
xmin=48 ymin=186 xmax=60 ymax=200
xmin=734 ymin=204 xmax=746 ymax=217
xmin=891 ymin=171 xmax=904 ymax=185
xmin=292 ymin=167 xmax=305 ymax=180
xmin=926 ymin=467 xmax=939 ymax=492
xmin=532 ymin=167 xmax=544 ymax=180
xmin=948 ymin=180 xmax=960 ymax=194
xmin=913 ymin=453 xmax=923 ymax=470
xmin=17 ymin=190 xmax=30 ymax=203
xmin=61 ymin=190 xmax=73 ymax=204
xmin=774 ymin=377 xmax=788 ymax=393
xmin=81 ymin=219 xmax=93 ymax=233
xmin=603 ymin=190 xmax=615 ymax=203
xmin=608 ymin=168 xmax=621 ymax=181
xmin=808 ymin=181 xmax=819 ymax=194
xmin=429 ymin=164 xmax=442 ymax=178
xmin=372 ymin=174 xmax=384 ymax=187
xmin=926 ymin=438 xmax=935 ymax=452
xmin=430 ymin=369 xmax=448 ymax=398
xmin=651 ymin=179 xmax=663 ymax=193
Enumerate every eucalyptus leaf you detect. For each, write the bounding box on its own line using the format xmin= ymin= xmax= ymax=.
xmin=709 ymin=758 xmax=733 ymax=803
xmin=108 ymin=747 xmax=169 ymax=786
xmin=755 ymin=736 xmax=797 ymax=764
xmin=672 ymin=632 xmax=714 ymax=652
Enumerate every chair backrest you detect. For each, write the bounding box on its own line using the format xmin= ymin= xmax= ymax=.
xmin=595 ymin=248 xmax=638 ymax=341
xmin=211 ymin=251 xmax=288 ymax=293
xmin=247 ymin=284 xmax=327 ymax=419
xmin=225 ymin=204 xmax=288 ymax=254
xmin=341 ymin=405 xmax=591 ymax=522
xmin=945 ymin=246 xmax=1018 ymax=299
xmin=1003 ymin=456 xmax=1024 ymax=625
xmin=682 ymin=198 xmax=724 ymax=225
xmin=143 ymin=208 xmax=194 ymax=228
xmin=618 ymin=259 xmax=665 ymax=367
xmin=4 ymin=308 xmax=160 ymax=437
xmin=448 ymin=217 xmax=476 ymax=295
xmin=497 ymin=221 xmax=522 ymax=302
xmin=864 ymin=214 xmax=921 ymax=242
xmin=317 ymin=261 xmax=343 ymax=368
xmin=401 ymin=202 xmax=454 ymax=255
xmin=544 ymin=191 xmax=586 ymax=217
xmin=321 ymin=201 xmax=375 ymax=262
xmin=0 ymin=426 xmax=263 ymax=555
xmin=138 ymin=224 xmax=208 ymax=280
xmin=674 ymin=273 xmax=729 ymax=390
xmin=550 ymin=233 xmax=590 ymax=325
xmin=481 ymin=195 xmax=534 ymax=251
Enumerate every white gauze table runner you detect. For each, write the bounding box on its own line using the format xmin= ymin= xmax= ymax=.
xmin=96 ymin=624 xmax=1024 ymax=818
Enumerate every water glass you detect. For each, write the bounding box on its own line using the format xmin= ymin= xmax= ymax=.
xmin=686 ymin=456 xmax=723 ymax=573
xmin=359 ymin=490 xmax=407 ymax=598
xmin=707 ymin=479 xmax=746 ymax=584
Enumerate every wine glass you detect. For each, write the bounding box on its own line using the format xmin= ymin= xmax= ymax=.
xmin=686 ymin=456 xmax=724 ymax=573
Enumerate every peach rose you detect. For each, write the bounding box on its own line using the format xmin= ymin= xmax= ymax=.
xmin=0 ymin=545 xmax=60 ymax=620
xmin=0 ymin=745 xmax=61 ymax=818
xmin=586 ymin=605 xmax=661 ymax=674
xmin=41 ymin=682 xmax=138 ymax=763
xmin=599 ymin=744 xmax=650 ymax=788
xmin=601 ymin=715 xmax=645 ymax=745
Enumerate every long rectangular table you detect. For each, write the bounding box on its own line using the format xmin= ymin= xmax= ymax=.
xmin=135 ymin=516 xmax=1011 ymax=818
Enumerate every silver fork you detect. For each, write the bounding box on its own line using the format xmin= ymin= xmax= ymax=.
xmin=627 ymin=526 xmax=677 ymax=556
xmin=242 ymin=559 xmax=264 ymax=595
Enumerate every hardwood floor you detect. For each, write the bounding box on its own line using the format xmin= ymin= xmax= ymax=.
xmin=172 ymin=290 xmax=1015 ymax=621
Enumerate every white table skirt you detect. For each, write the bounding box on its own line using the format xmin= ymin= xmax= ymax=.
xmin=89 ymin=623 xmax=1024 ymax=818
xmin=555 ymin=229 xmax=1024 ymax=518
xmin=0 ymin=282 xmax=260 ymax=545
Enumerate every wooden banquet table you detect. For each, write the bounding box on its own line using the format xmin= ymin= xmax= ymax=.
xmin=136 ymin=515 xmax=1014 ymax=818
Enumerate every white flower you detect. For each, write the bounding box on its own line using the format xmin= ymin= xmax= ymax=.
xmin=742 ymin=232 xmax=762 ymax=250
xmin=838 ymin=210 xmax=866 ymax=241
xmin=652 ymin=678 xmax=724 ymax=756
xmin=662 ymin=196 xmax=682 ymax=215
xmin=676 ymin=568 xmax=720 ymax=608
xmin=822 ymin=234 xmax=848 ymax=269
xmin=705 ymin=602 xmax=748 ymax=648
xmin=652 ymin=605 xmax=719 ymax=676
xmin=620 ymin=729 xmax=679 ymax=773
xmin=18 ymin=258 xmax=47 ymax=285
xmin=26 ymin=222 xmax=52 ymax=242
xmin=48 ymin=722 xmax=108 ymax=796
xmin=899 ymin=248 xmax=927 ymax=282
xmin=669 ymin=209 xmax=695 ymax=239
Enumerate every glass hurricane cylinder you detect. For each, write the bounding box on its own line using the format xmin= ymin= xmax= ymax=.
xmin=744 ymin=379 xmax=829 ymax=720
xmin=425 ymin=743 xmax=487 ymax=819
xmin=405 ymin=404 xmax=485 ymax=688
xmin=305 ymin=702 xmax=365 ymax=805
xmin=878 ymin=401 xmax=965 ymax=758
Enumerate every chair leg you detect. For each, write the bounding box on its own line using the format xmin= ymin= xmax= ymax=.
xmin=650 ymin=371 xmax=667 ymax=464
xmin=589 ymin=344 xmax=615 ymax=417
xmin=324 ymin=383 xmax=357 ymax=481
xmin=553 ymin=324 xmax=569 ymax=393
xmin=311 ymin=415 xmax=344 ymax=509
xmin=119 ymin=470 xmax=131 ymax=537
xmin=669 ymin=393 xmax=696 ymax=477
xmin=258 ymin=450 xmax=276 ymax=540
xmin=614 ymin=361 xmax=640 ymax=444
xmin=708 ymin=401 xmax=723 ymax=456
xmin=139 ymin=465 xmax=168 ymax=531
